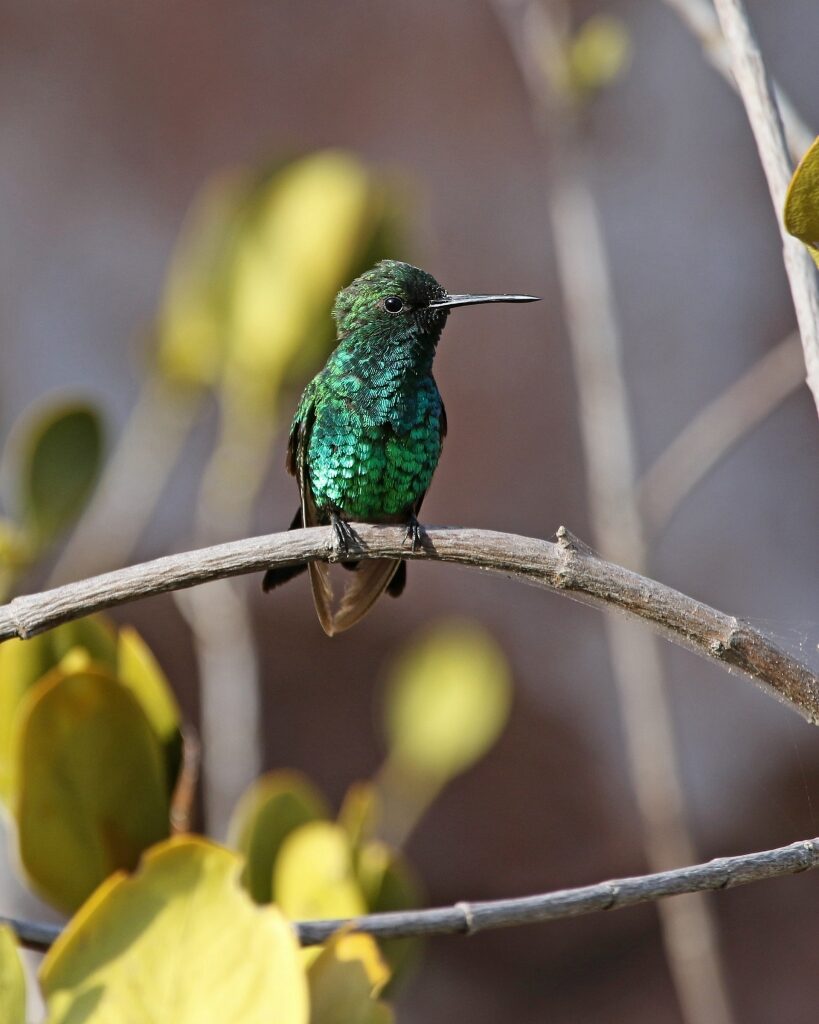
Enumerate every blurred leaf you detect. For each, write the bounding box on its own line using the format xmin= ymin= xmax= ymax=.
xmin=224 ymin=150 xmax=402 ymax=409
xmin=228 ymin=770 xmax=329 ymax=904
xmin=156 ymin=170 xmax=255 ymax=388
xmin=41 ymin=837 xmax=308 ymax=1024
xmin=356 ymin=841 xmax=421 ymax=984
xmin=275 ymin=822 xmax=366 ymax=921
xmin=0 ymin=518 xmax=31 ymax=598
xmin=13 ymin=669 xmax=170 ymax=912
xmin=0 ymin=925 xmax=26 ymax=1024
xmin=308 ymin=932 xmax=392 ymax=1024
xmin=784 ymin=136 xmax=819 ymax=269
xmin=0 ymin=617 xmax=116 ymax=801
xmin=50 ymin=617 xmax=117 ymax=671
xmin=566 ymin=15 xmax=632 ymax=97
xmin=384 ymin=621 xmax=512 ymax=783
xmin=117 ymin=625 xmax=182 ymax=787
xmin=20 ymin=402 xmax=103 ymax=547
xmin=339 ymin=781 xmax=381 ymax=853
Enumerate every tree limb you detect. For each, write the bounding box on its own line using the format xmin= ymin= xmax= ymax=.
xmin=712 ymin=0 xmax=819 ymax=417
xmin=5 ymin=835 xmax=818 ymax=952
xmin=0 ymin=523 xmax=818 ymax=723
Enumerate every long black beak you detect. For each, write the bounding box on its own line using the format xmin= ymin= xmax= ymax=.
xmin=429 ymin=293 xmax=540 ymax=309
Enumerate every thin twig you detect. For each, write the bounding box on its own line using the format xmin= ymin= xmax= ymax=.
xmin=493 ymin=3 xmax=735 ymax=1021
xmin=0 ymin=523 xmax=818 ymax=722
xmin=658 ymin=0 xmax=813 ymax=160
xmin=639 ymin=332 xmax=805 ymax=537
xmin=5 ymin=835 xmax=818 ymax=953
xmin=712 ymin=0 xmax=819 ymax=417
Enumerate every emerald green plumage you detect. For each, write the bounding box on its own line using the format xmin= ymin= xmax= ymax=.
xmin=263 ymin=259 xmax=538 ymax=634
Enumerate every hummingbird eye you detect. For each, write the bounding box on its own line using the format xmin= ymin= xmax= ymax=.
xmin=383 ymin=295 xmax=404 ymax=314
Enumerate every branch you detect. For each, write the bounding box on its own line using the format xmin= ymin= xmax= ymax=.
xmin=639 ymin=331 xmax=805 ymax=537
xmin=711 ymin=0 xmax=819 ymax=417
xmin=658 ymin=0 xmax=813 ymax=160
xmin=1 ymin=523 xmax=818 ymax=722
xmin=6 ymin=835 xmax=818 ymax=952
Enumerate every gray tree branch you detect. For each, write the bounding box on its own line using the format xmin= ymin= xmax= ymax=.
xmin=5 ymin=835 xmax=818 ymax=952
xmin=0 ymin=523 xmax=818 ymax=723
xmin=712 ymin=0 xmax=819 ymax=417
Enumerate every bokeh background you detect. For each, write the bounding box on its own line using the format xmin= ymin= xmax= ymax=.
xmin=2 ymin=1 xmax=819 ymax=1021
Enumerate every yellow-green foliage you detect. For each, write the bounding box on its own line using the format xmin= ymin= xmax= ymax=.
xmin=0 ymin=617 xmax=182 ymax=911
xmin=0 ymin=926 xmax=26 ymax=1024
xmin=41 ymin=838 xmax=309 ymax=1024
xmin=156 ymin=150 xmax=405 ymax=413
xmin=784 ymin=136 xmax=819 ymax=269
xmin=0 ymin=399 xmax=104 ymax=595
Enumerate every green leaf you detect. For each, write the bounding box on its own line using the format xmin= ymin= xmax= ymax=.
xmin=384 ymin=620 xmax=512 ymax=783
xmin=13 ymin=669 xmax=170 ymax=913
xmin=307 ymin=932 xmax=392 ymax=1024
xmin=784 ymin=136 xmax=819 ymax=268
xmin=228 ymin=771 xmax=329 ymax=904
xmin=0 ymin=925 xmax=26 ymax=1024
xmin=0 ymin=617 xmax=117 ymax=801
xmin=20 ymin=402 xmax=103 ymax=546
xmin=275 ymin=822 xmax=366 ymax=921
xmin=41 ymin=837 xmax=308 ymax=1024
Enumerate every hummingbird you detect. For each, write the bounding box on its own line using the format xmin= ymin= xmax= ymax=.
xmin=263 ymin=260 xmax=539 ymax=635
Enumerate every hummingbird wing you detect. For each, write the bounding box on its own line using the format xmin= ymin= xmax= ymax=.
xmin=286 ymin=392 xmax=339 ymax=636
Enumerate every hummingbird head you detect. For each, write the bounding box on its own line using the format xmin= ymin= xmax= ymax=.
xmin=332 ymin=260 xmax=539 ymax=352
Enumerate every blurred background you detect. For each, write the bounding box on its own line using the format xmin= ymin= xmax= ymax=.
xmin=1 ymin=0 xmax=819 ymax=1021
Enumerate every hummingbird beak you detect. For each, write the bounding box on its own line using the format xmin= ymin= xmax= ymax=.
xmin=429 ymin=293 xmax=540 ymax=309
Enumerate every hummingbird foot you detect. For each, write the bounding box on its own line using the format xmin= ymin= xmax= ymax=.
xmin=404 ymin=515 xmax=423 ymax=552
xmin=329 ymin=511 xmax=356 ymax=558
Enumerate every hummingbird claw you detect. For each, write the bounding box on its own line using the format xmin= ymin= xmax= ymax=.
xmin=404 ymin=516 xmax=423 ymax=552
xmin=330 ymin=511 xmax=355 ymax=555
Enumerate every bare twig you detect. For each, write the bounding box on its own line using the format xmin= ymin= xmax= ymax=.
xmin=639 ymin=332 xmax=805 ymax=537
xmin=0 ymin=523 xmax=818 ymax=722
xmin=493 ymin=3 xmax=735 ymax=1021
xmin=658 ymin=0 xmax=813 ymax=160
xmin=711 ymin=0 xmax=819 ymax=417
xmin=177 ymin=406 xmax=276 ymax=834
xmin=6 ymin=835 xmax=819 ymax=953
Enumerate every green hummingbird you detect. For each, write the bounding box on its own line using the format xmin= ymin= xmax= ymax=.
xmin=263 ymin=259 xmax=539 ymax=635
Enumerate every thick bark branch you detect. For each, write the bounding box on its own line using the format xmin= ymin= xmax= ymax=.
xmin=0 ymin=524 xmax=817 ymax=723
xmin=5 ymin=835 xmax=818 ymax=952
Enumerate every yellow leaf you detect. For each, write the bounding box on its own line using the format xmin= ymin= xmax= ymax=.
xmin=275 ymin=822 xmax=366 ymax=921
xmin=566 ymin=15 xmax=632 ymax=97
xmin=384 ymin=620 xmax=512 ymax=782
xmin=355 ymin=841 xmax=421 ymax=983
xmin=228 ymin=770 xmax=329 ymax=904
xmin=0 ymin=925 xmax=26 ymax=1024
xmin=224 ymin=151 xmax=391 ymax=408
xmin=41 ymin=837 xmax=308 ymax=1024
xmin=338 ymin=781 xmax=381 ymax=852
xmin=308 ymin=932 xmax=392 ymax=1024
xmin=13 ymin=669 xmax=170 ymax=912
xmin=0 ymin=618 xmax=118 ymax=802
xmin=784 ymin=137 xmax=819 ymax=259
xmin=156 ymin=170 xmax=254 ymax=389
xmin=116 ymin=626 xmax=181 ymax=750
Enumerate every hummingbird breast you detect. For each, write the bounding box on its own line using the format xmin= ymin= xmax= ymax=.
xmin=306 ymin=374 xmax=444 ymax=521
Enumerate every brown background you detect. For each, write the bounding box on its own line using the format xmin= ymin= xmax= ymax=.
xmin=1 ymin=1 xmax=819 ymax=1020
